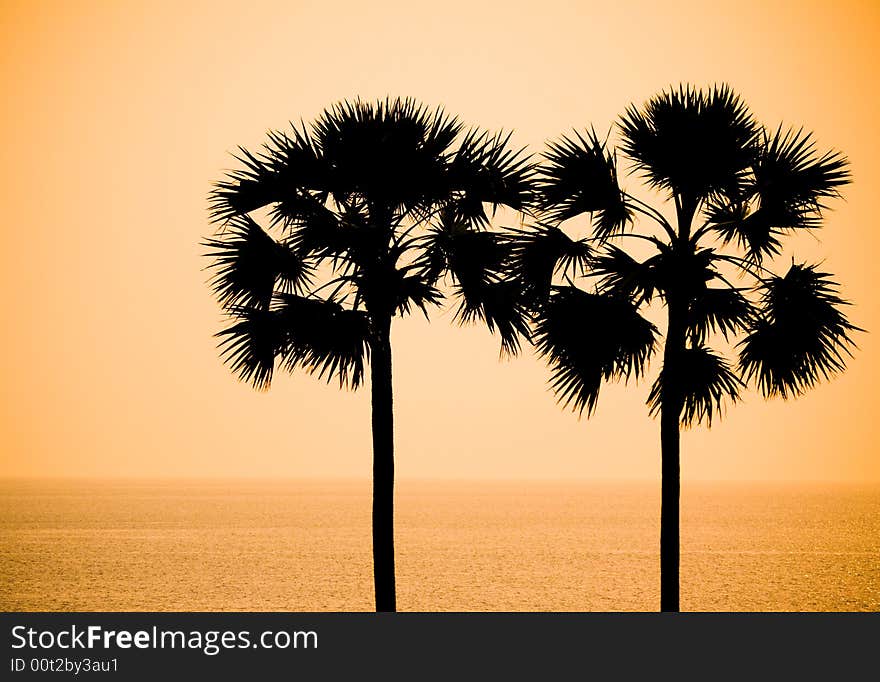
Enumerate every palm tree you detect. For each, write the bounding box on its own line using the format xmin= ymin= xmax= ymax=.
xmin=204 ymin=98 xmax=533 ymax=612
xmin=508 ymin=85 xmax=860 ymax=612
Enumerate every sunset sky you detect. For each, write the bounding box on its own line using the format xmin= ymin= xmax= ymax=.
xmin=1 ymin=0 xmax=878 ymax=482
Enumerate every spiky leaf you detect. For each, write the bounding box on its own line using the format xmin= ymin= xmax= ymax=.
xmin=209 ymin=126 xmax=324 ymax=223
xmin=215 ymin=306 xmax=287 ymax=390
xmin=311 ymin=98 xmax=457 ymax=210
xmin=418 ymin=220 xmax=508 ymax=290
xmin=538 ymin=129 xmax=631 ymax=236
xmin=593 ymin=245 xmax=658 ymax=304
xmin=709 ymin=127 xmax=850 ymax=261
xmin=739 ymin=263 xmax=859 ymax=398
xmin=454 ymin=280 xmax=530 ymax=355
xmin=204 ymin=215 xmax=313 ymax=309
xmin=506 ymin=223 xmax=591 ymax=303
xmin=447 ymin=129 xmax=535 ymax=223
xmin=217 ymin=295 xmax=370 ymax=390
xmin=394 ymin=273 xmax=443 ymax=317
xmin=619 ymin=84 xmax=759 ymax=203
xmin=533 ymin=286 xmax=657 ymax=414
xmin=687 ymin=287 xmax=754 ymax=343
xmin=648 ymin=345 xmax=743 ymax=427
xmin=751 ymin=126 xmax=850 ymax=225
xmin=706 ymin=199 xmax=783 ymax=262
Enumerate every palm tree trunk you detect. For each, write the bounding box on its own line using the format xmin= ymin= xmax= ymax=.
xmin=660 ymin=393 xmax=681 ymax=612
xmin=370 ymin=313 xmax=396 ymax=612
xmin=660 ymin=297 xmax=686 ymax=612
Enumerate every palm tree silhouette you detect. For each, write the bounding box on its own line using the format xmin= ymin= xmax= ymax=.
xmin=508 ymin=85 xmax=860 ymax=612
xmin=204 ymin=98 xmax=533 ymax=612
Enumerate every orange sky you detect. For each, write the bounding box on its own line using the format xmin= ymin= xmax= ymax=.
xmin=1 ymin=0 xmax=878 ymax=481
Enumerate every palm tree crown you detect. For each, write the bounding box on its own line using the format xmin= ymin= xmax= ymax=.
xmin=514 ymin=84 xmax=858 ymax=422
xmin=205 ymin=98 xmax=534 ymax=387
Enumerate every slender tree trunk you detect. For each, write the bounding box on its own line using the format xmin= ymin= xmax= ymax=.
xmin=660 ymin=297 xmax=687 ymax=612
xmin=660 ymin=393 xmax=681 ymax=612
xmin=370 ymin=314 xmax=396 ymax=612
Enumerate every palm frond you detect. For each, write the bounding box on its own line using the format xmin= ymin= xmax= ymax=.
xmin=417 ymin=218 xmax=508 ymax=289
xmin=648 ymin=345 xmax=743 ymax=427
xmin=752 ymin=126 xmax=850 ymax=223
xmin=311 ymin=97 xmax=460 ymax=212
xmin=394 ymin=272 xmax=443 ymax=317
xmin=687 ymin=287 xmax=754 ymax=343
xmin=209 ymin=125 xmax=323 ymax=223
xmin=538 ymin=128 xmax=631 ymax=236
xmin=216 ymin=294 xmax=370 ymax=391
xmin=446 ymin=129 xmax=536 ymax=224
xmin=270 ymin=189 xmax=347 ymax=245
xmin=739 ymin=263 xmax=860 ymax=398
xmin=203 ymin=215 xmax=313 ymax=309
xmin=709 ymin=127 xmax=849 ymax=261
xmin=276 ymin=294 xmax=370 ymax=388
xmin=454 ymin=279 xmax=530 ymax=355
xmin=420 ymin=220 xmax=529 ymax=350
xmin=706 ymin=199 xmax=783 ymax=262
xmin=506 ymin=223 xmax=591 ymax=304
xmin=284 ymin=207 xmax=372 ymax=269
xmin=619 ymin=84 xmax=759 ymax=203
xmin=533 ymin=286 xmax=657 ymax=414
xmin=215 ymin=306 xmax=287 ymax=390
xmin=593 ymin=245 xmax=658 ymax=304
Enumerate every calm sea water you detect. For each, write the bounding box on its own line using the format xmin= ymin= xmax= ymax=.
xmin=1 ymin=479 xmax=878 ymax=611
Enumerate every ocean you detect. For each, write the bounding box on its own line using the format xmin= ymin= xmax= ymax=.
xmin=1 ymin=479 xmax=878 ymax=611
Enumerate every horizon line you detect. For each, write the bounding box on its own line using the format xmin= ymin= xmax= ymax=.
xmin=1 ymin=475 xmax=879 ymax=486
